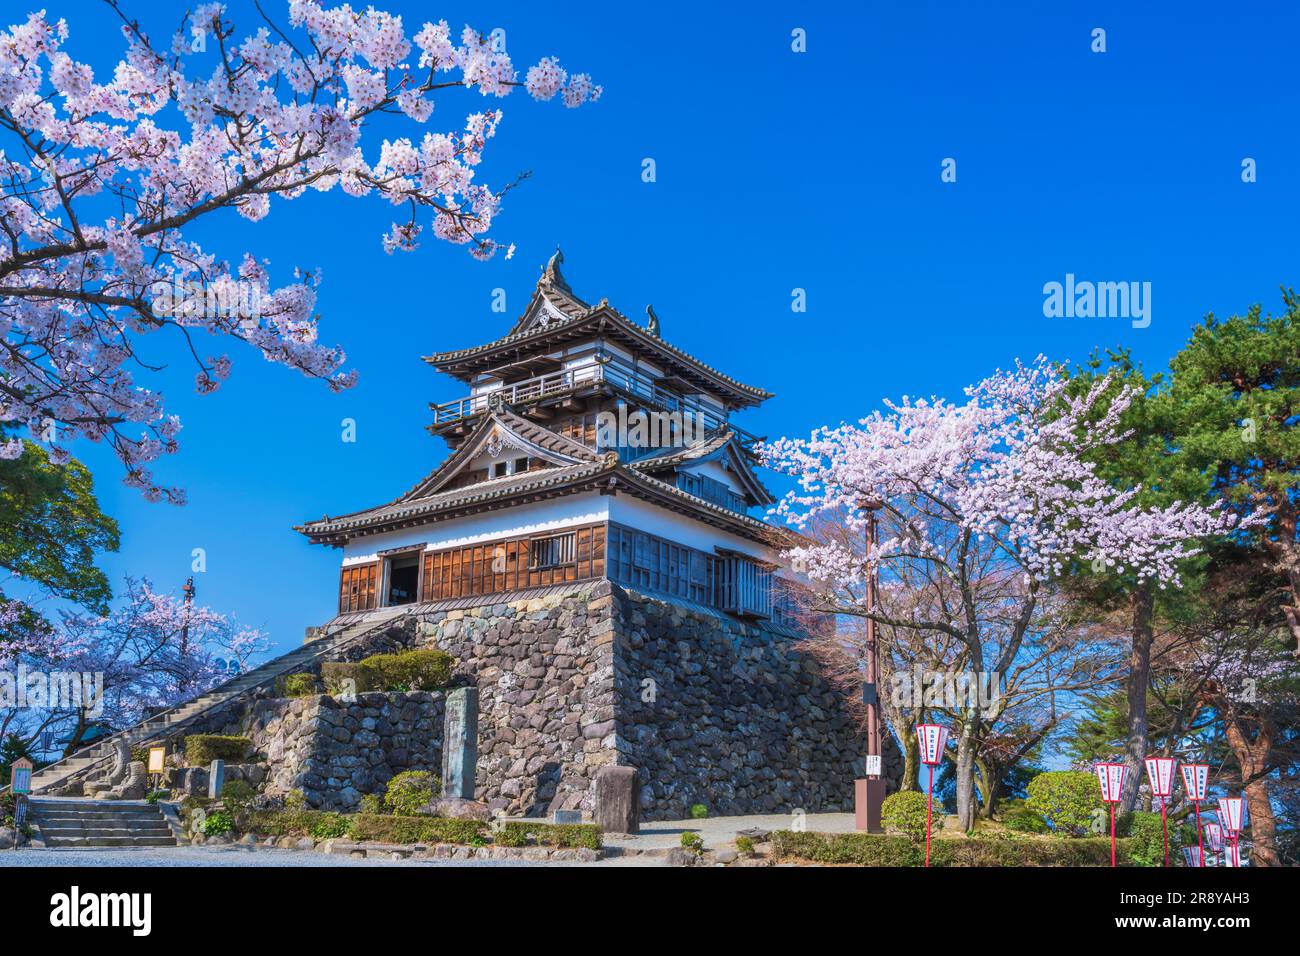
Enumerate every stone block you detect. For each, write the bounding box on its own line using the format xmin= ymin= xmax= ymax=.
xmin=594 ymin=765 xmax=639 ymax=834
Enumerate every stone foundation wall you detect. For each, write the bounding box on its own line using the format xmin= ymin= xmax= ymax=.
xmin=245 ymin=692 xmax=444 ymax=812
xmin=611 ymin=587 xmax=887 ymax=820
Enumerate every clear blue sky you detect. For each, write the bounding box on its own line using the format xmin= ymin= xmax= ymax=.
xmin=40 ymin=0 xmax=1300 ymax=657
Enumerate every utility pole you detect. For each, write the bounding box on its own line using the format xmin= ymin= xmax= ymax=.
xmin=855 ymin=498 xmax=885 ymax=832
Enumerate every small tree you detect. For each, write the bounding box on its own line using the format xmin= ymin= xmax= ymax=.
xmin=1024 ymin=771 xmax=1101 ymax=837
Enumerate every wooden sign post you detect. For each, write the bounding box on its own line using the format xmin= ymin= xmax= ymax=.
xmin=9 ymin=758 xmax=33 ymax=851
xmin=147 ymin=746 xmax=167 ymax=793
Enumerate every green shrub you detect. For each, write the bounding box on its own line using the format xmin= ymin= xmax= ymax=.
xmin=383 ymin=770 xmax=439 ymax=816
xmin=1123 ymin=810 xmax=1194 ymax=867
xmin=284 ymin=790 xmax=306 ymax=811
xmin=145 ymin=789 xmax=170 ymax=805
xmin=771 ymin=830 xmax=1134 ymax=867
xmin=358 ymin=649 xmax=454 ymax=692
xmin=321 ymin=662 xmax=363 ymax=695
xmin=358 ymin=793 xmax=385 ymax=815
xmin=1025 ymin=771 xmax=1101 ymax=837
xmin=348 ymin=813 xmax=487 ymax=845
xmin=220 ymin=780 xmax=256 ymax=812
xmin=278 ymin=672 xmax=319 ymax=698
xmin=240 ymin=808 xmax=326 ymax=838
xmin=184 ymin=734 xmax=250 ymax=766
xmin=689 ymin=803 xmax=709 ymax=819
xmin=310 ymin=812 xmax=352 ymax=840
xmin=735 ymin=835 xmax=755 ymax=857
xmin=882 ymin=790 xmax=942 ymax=843
xmin=680 ymin=831 xmax=704 ymax=853
xmin=202 ymin=810 xmax=234 ymax=836
xmin=495 ymin=822 xmax=602 ymax=850
xmin=1004 ymin=809 xmax=1051 ymax=834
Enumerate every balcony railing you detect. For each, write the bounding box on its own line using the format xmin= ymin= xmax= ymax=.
xmin=431 ymin=352 xmax=761 ymax=450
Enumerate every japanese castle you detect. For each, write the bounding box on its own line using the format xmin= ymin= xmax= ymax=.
xmin=297 ymin=251 xmax=800 ymax=624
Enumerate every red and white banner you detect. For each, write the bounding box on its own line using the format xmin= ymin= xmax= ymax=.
xmin=1203 ymin=822 xmax=1224 ymax=853
xmin=1181 ymin=846 xmax=1205 ymax=868
xmin=1144 ymin=756 xmax=1176 ymax=798
xmin=1217 ymin=797 xmax=1245 ymax=834
xmin=1180 ymin=763 xmax=1209 ymax=801
xmin=915 ymin=724 xmax=949 ymax=766
xmin=1095 ymin=762 xmax=1128 ymax=803
xmin=1224 ymin=843 xmax=1246 ymax=867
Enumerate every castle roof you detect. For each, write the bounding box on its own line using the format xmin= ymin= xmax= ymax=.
xmin=423 ymin=249 xmax=772 ymax=410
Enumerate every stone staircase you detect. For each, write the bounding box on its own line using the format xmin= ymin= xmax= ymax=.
xmin=22 ymin=608 xmax=413 ymax=797
xmin=29 ymin=799 xmax=179 ymax=848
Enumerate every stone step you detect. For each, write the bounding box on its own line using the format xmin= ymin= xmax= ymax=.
xmin=38 ymin=826 xmax=175 ymax=839
xmin=45 ymin=836 xmax=178 ymax=848
xmin=34 ymin=811 xmax=169 ymax=823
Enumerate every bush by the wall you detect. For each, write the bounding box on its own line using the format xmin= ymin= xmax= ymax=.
xmin=358 ymin=793 xmax=385 ymax=815
xmin=348 ymin=813 xmax=487 ymax=845
xmin=277 ymin=672 xmax=319 ymax=698
xmin=689 ymin=803 xmax=709 ymax=819
xmin=184 ymin=735 xmax=250 ymax=766
xmin=358 ymin=649 xmax=454 ymax=692
xmin=310 ymin=812 xmax=352 ymax=840
xmin=772 ymin=830 xmax=1134 ymax=867
xmin=220 ymin=780 xmax=256 ymax=812
xmin=321 ymin=662 xmax=363 ymax=695
xmin=383 ymin=770 xmax=439 ymax=816
xmin=1003 ymin=809 xmax=1051 ymax=834
xmin=1024 ymin=771 xmax=1101 ymax=836
xmin=202 ymin=810 xmax=234 ymax=836
xmin=882 ymin=791 xmax=942 ymax=843
xmin=495 ymin=822 xmax=602 ymax=850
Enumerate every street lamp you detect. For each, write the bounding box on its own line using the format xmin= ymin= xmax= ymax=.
xmin=1180 ymin=763 xmax=1209 ymax=868
xmin=1144 ymin=756 xmax=1176 ymax=867
xmin=855 ymin=497 xmax=886 ymax=833
xmin=915 ymin=723 xmax=949 ymax=868
xmin=1095 ymin=762 xmax=1129 ymax=868
xmin=1217 ymin=796 xmax=1245 ymax=867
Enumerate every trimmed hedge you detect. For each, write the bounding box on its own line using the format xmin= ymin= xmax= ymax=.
xmin=240 ymin=809 xmax=331 ymax=838
xmin=277 ymin=672 xmax=320 ymax=698
xmin=495 ymin=822 xmax=602 ymax=850
xmin=882 ymin=790 xmax=941 ymax=842
xmin=321 ymin=650 xmax=454 ymax=694
xmin=771 ymin=830 xmax=1134 ymax=867
xmin=185 ymin=734 xmax=251 ymax=766
xmin=1025 ymin=771 xmax=1101 ymax=836
xmin=348 ymin=813 xmax=487 ymax=845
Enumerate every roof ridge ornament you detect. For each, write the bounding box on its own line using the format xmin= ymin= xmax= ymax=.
xmin=539 ymin=246 xmax=571 ymax=293
xmin=646 ymin=304 xmax=661 ymax=338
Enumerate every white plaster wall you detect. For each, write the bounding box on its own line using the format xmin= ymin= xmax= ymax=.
xmin=341 ymin=492 xmax=609 ymax=565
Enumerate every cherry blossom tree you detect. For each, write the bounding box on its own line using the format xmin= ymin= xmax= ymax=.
xmin=760 ymin=357 xmax=1238 ymax=830
xmin=4 ymin=577 xmax=267 ymax=755
xmin=0 ymin=1 xmax=599 ymax=500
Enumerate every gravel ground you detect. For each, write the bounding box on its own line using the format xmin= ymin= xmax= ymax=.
xmin=0 ymin=844 xmax=659 ymax=867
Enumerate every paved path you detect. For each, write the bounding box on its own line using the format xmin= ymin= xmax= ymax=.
xmin=605 ymin=811 xmax=856 ymax=851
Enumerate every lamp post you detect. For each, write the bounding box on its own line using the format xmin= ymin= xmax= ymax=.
xmin=1203 ymin=822 xmax=1224 ymax=867
xmin=1217 ymin=796 xmax=1245 ymax=868
xmin=1144 ymin=756 xmax=1176 ymax=867
xmin=916 ymin=723 xmax=949 ymax=868
xmin=1095 ymin=762 xmax=1128 ymax=868
xmin=854 ymin=497 xmax=886 ymax=833
xmin=1180 ymin=763 xmax=1209 ymax=868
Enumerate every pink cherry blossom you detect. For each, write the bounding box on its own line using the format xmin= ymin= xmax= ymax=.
xmin=0 ymin=3 xmax=599 ymax=500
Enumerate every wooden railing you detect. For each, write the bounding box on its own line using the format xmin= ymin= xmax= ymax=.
xmin=430 ymin=353 xmax=760 ymax=450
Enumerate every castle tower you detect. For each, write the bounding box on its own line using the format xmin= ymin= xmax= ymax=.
xmin=297 ymin=250 xmax=797 ymax=622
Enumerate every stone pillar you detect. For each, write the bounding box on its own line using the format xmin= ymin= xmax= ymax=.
xmin=594 ymin=766 xmax=640 ymax=834
xmin=442 ymin=687 xmax=478 ymax=800
xmin=207 ymin=759 xmax=225 ymax=800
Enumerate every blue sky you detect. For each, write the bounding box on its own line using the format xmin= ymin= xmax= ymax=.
xmin=30 ymin=0 xmax=1300 ymax=658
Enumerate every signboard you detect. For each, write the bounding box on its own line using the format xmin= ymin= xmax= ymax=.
xmin=1094 ymin=762 xmax=1128 ymax=803
xmin=1180 ymin=763 xmax=1209 ymax=801
xmin=9 ymin=758 xmax=32 ymax=795
xmin=1143 ymin=757 xmax=1176 ymax=798
xmin=147 ymin=746 xmax=167 ymax=775
xmin=13 ymin=796 xmax=28 ymax=829
xmin=1203 ymin=822 xmax=1224 ymax=852
xmin=864 ymin=755 xmax=882 ymax=777
xmin=915 ymin=724 xmax=949 ymax=766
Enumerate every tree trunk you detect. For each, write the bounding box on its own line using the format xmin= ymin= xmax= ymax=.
xmin=976 ymin=756 xmax=998 ymax=819
xmin=1121 ymin=583 xmax=1154 ymax=813
xmin=955 ymin=715 xmax=979 ymax=831
xmin=1223 ymin=711 xmax=1280 ymax=867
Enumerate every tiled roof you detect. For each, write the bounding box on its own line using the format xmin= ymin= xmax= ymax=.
xmin=629 ymin=431 xmax=776 ymax=506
